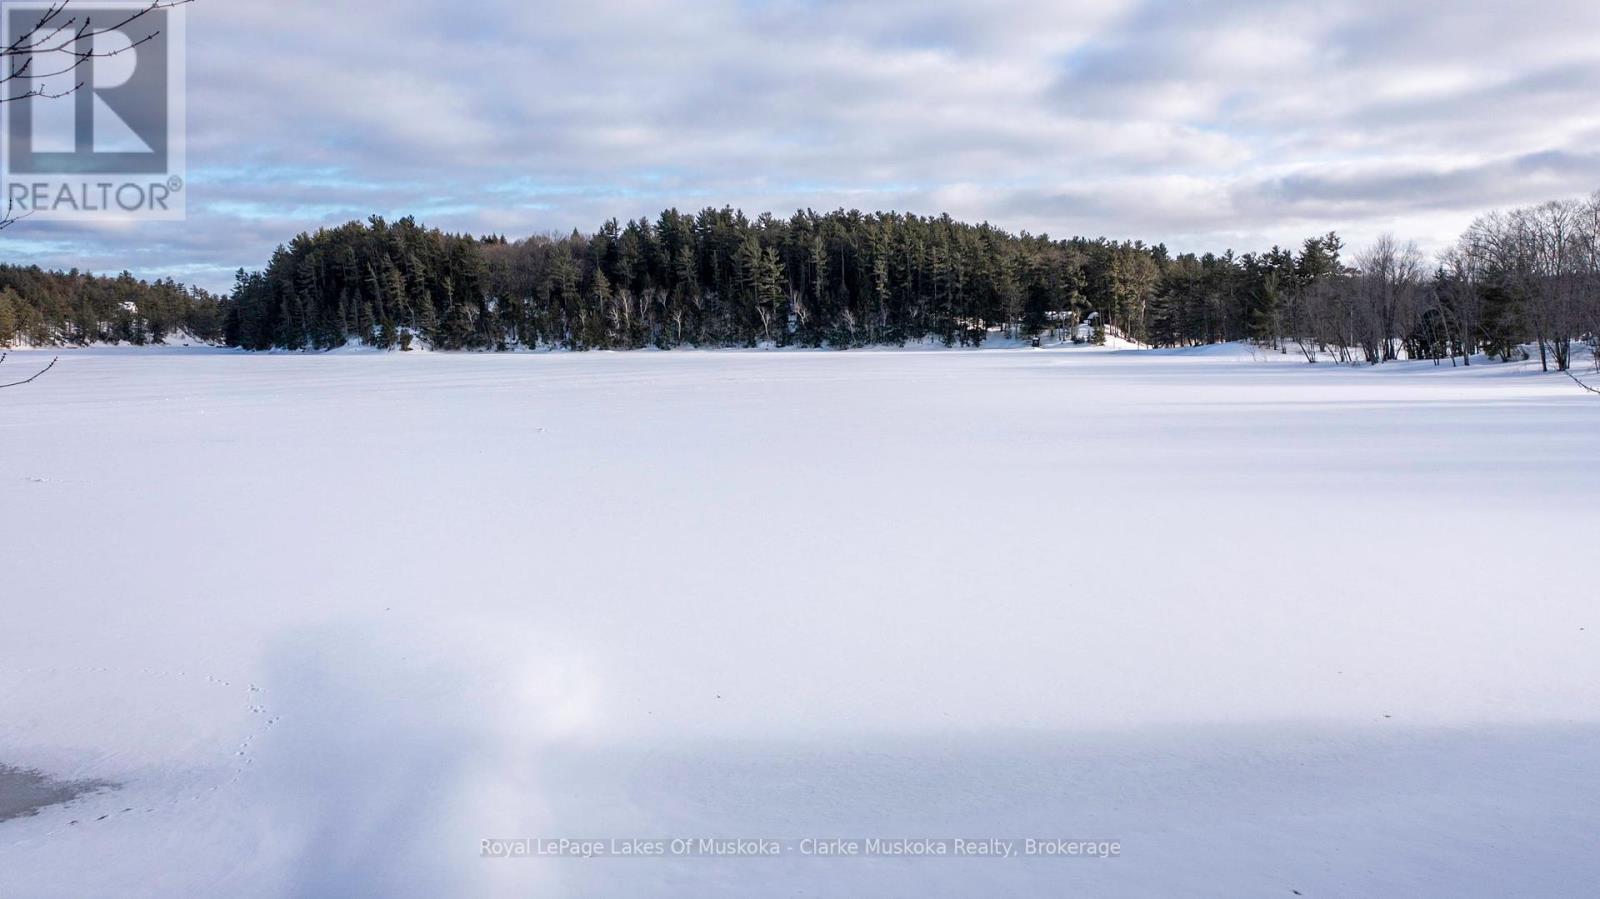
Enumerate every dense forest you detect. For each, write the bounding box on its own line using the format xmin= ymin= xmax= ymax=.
xmin=222 ymin=193 xmax=1600 ymax=370
xmin=0 ymin=264 xmax=224 ymax=346
xmin=222 ymin=210 xmax=1331 ymax=353
xmin=4 ymin=192 xmax=1599 ymax=371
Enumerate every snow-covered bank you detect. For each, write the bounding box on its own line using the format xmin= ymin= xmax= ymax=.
xmin=2 ymin=347 xmax=1597 ymax=896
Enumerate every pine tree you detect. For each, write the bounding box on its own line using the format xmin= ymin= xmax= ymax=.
xmin=0 ymin=287 xmax=19 ymax=345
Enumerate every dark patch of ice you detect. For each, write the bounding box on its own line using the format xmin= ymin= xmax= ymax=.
xmin=0 ymin=765 xmax=114 ymax=823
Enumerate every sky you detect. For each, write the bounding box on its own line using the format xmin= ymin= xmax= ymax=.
xmin=6 ymin=0 xmax=1600 ymax=292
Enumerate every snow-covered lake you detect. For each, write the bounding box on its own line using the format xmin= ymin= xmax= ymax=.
xmin=2 ymin=344 xmax=1597 ymax=896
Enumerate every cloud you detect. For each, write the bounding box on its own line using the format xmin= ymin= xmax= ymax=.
xmin=5 ymin=0 xmax=1599 ymax=290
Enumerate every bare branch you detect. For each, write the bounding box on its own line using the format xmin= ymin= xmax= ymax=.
xmin=4 ymin=0 xmax=191 ymax=57
xmin=0 ymin=356 xmax=58 ymax=389
xmin=1 ymin=3 xmax=70 ymax=59
xmin=0 ymin=0 xmax=194 ymax=104
xmin=1566 ymin=369 xmax=1600 ymax=397
xmin=0 ymin=189 xmax=35 ymax=231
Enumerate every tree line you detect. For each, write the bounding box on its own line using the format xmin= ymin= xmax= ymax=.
xmin=1249 ymin=194 xmax=1600 ymax=370
xmin=223 ymin=210 xmax=1118 ymax=352
xmin=220 ymin=194 xmax=1600 ymax=368
xmin=3 ymin=191 xmax=1597 ymax=370
xmin=0 ymin=264 xmax=224 ymax=346
xmin=219 ymin=208 xmax=1312 ymax=352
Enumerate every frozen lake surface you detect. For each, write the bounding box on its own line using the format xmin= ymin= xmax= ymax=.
xmin=2 ymin=344 xmax=1597 ymax=896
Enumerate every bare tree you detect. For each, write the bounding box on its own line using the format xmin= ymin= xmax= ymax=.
xmin=1479 ymin=202 xmax=1583 ymax=371
xmin=1352 ymin=234 xmax=1423 ymax=363
xmin=1 ymin=0 xmax=194 ymax=229
xmin=1435 ymin=245 xmax=1484 ymax=366
xmin=1519 ymin=201 xmax=1586 ymax=370
xmin=1577 ymin=191 xmax=1600 ymax=370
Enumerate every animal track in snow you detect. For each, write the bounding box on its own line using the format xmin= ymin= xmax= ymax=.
xmin=0 ymin=663 xmax=280 ymax=840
